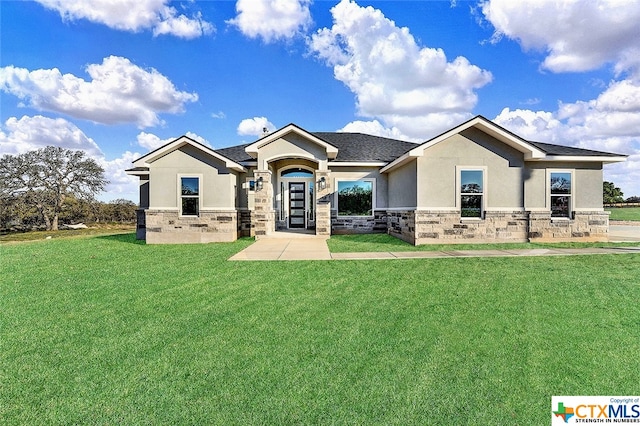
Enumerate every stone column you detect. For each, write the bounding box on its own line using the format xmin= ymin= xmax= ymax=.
xmin=253 ymin=170 xmax=275 ymax=237
xmin=315 ymin=170 xmax=332 ymax=236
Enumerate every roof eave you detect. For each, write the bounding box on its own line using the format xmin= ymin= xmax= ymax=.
xmin=380 ymin=152 xmax=420 ymax=173
xmin=527 ymin=155 xmax=628 ymax=164
xmin=329 ymin=161 xmax=388 ymax=167
xmin=125 ymin=168 xmax=149 ymax=177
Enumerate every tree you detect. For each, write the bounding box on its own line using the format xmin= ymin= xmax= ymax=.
xmin=0 ymin=146 xmax=108 ymax=230
xmin=59 ymin=194 xmax=97 ymax=224
xmin=107 ymin=199 xmax=137 ymax=222
xmin=0 ymin=192 xmax=40 ymax=230
xmin=603 ymin=181 xmax=624 ymax=204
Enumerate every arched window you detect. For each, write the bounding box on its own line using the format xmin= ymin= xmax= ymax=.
xmin=281 ymin=168 xmax=313 ymax=178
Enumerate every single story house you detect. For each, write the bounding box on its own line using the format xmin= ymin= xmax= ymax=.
xmin=126 ymin=115 xmax=627 ymax=244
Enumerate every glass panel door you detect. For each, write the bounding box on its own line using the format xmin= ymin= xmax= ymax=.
xmin=289 ymin=182 xmax=305 ymax=228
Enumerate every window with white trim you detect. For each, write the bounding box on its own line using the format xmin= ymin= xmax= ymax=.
xmin=337 ymin=179 xmax=374 ymax=216
xmin=460 ymin=169 xmax=484 ymax=218
xmin=180 ymin=177 xmax=199 ymax=216
xmin=550 ymin=171 xmax=572 ymax=218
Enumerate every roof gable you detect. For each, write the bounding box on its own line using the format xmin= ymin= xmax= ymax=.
xmin=131 ymin=136 xmax=246 ymax=172
xmin=381 ymin=115 xmax=627 ymax=173
xmin=244 ymin=124 xmax=339 ymax=159
xmin=412 ymin=116 xmax=547 ymax=159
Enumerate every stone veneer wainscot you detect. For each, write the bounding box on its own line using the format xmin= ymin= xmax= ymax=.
xmin=144 ymin=210 xmax=237 ymax=244
xmin=388 ymin=210 xmax=609 ymax=245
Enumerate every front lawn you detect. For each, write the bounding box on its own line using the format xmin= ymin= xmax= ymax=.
xmin=327 ymin=232 xmax=640 ymax=253
xmin=1 ymin=234 xmax=639 ymax=424
xmin=607 ymin=207 xmax=640 ymax=221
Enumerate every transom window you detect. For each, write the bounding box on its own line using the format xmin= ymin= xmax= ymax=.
xmin=337 ymin=180 xmax=373 ymax=216
xmin=281 ymin=168 xmax=313 ymax=178
xmin=550 ymin=172 xmax=572 ymax=217
xmin=460 ymin=170 xmax=484 ymax=218
xmin=181 ymin=177 xmax=199 ymax=216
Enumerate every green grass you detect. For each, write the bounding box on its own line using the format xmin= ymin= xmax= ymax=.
xmin=0 ymin=223 xmax=135 ymax=242
xmin=607 ymin=207 xmax=640 ymax=221
xmin=327 ymin=233 xmax=640 ymax=253
xmin=1 ymin=234 xmax=639 ymax=424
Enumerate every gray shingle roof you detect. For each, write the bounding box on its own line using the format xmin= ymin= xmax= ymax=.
xmin=214 ymin=133 xmax=418 ymax=163
xmin=528 ymin=141 xmax=625 ymax=157
xmin=312 ymin=132 xmax=417 ymax=162
xmin=215 ymin=143 xmax=253 ymax=163
xmin=213 ymin=129 xmax=625 ymax=165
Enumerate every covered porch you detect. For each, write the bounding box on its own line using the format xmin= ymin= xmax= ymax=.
xmin=242 ymin=124 xmax=337 ymax=238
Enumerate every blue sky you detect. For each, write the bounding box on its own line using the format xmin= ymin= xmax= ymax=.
xmin=1 ymin=0 xmax=638 ymax=201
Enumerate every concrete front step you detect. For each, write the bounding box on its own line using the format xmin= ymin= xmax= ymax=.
xmin=255 ymin=230 xmax=329 ymax=240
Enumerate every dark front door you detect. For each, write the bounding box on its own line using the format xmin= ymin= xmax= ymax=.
xmin=289 ymin=182 xmax=305 ymax=228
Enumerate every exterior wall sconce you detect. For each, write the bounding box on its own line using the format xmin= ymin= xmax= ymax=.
xmin=256 ymin=176 xmax=263 ymax=191
xmin=318 ymin=176 xmax=326 ymax=191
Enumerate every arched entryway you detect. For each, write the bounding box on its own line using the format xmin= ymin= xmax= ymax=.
xmin=276 ymin=166 xmax=315 ymax=230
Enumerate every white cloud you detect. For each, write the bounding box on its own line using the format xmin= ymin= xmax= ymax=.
xmin=228 ymin=0 xmax=312 ymax=43
xmin=0 ymin=56 xmax=198 ymax=128
xmin=35 ymin=0 xmax=214 ymax=39
xmin=211 ymin=111 xmax=226 ymax=119
xmin=309 ymin=0 xmax=492 ymax=139
xmin=521 ymin=97 xmax=541 ymax=106
xmin=184 ymin=132 xmax=210 ymax=147
xmin=338 ymin=120 xmax=416 ymax=141
xmin=480 ymin=0 xmax=640 ymax=75
xmin=136 ymin=131 xmax=210 ymax=151
xmin=237 ymin=117 xmax=276 ymax=136
xmin=0 ymin=115 xmax=102 ymax=157
xmin=136 ymin=132 xmax=173 ymax=151
xmin=492 ymin=108 xmax=563 ymax=143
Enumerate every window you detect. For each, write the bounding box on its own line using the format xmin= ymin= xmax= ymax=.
xmin=281 ymin=168 xmax=313 ymax=178
xmin=460 ymin=170 xmax=484 ymax=218
xmin=181 ymin=177 xmax=199 ymax=216
xmin=550 ymin=171 xmax=572 ymax=217
xmin=308 ymin=182 xmax=314 ymax=221
xmin=337 ymin=180 xmax=373 ymax=216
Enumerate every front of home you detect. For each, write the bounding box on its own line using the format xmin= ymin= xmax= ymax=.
xmin=126 ymin=116 xmax=626 ymax=244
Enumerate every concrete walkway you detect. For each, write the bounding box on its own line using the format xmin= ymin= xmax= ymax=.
xmin=229 ymin=227 xmax=640 ymax=261
xmin=610 ymin=224 xmax=640 ymax=242
xmin=329 ymin=246 xmax=640 ymax=260
xmin=229 ymin=233 xmax=331 ymax=260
